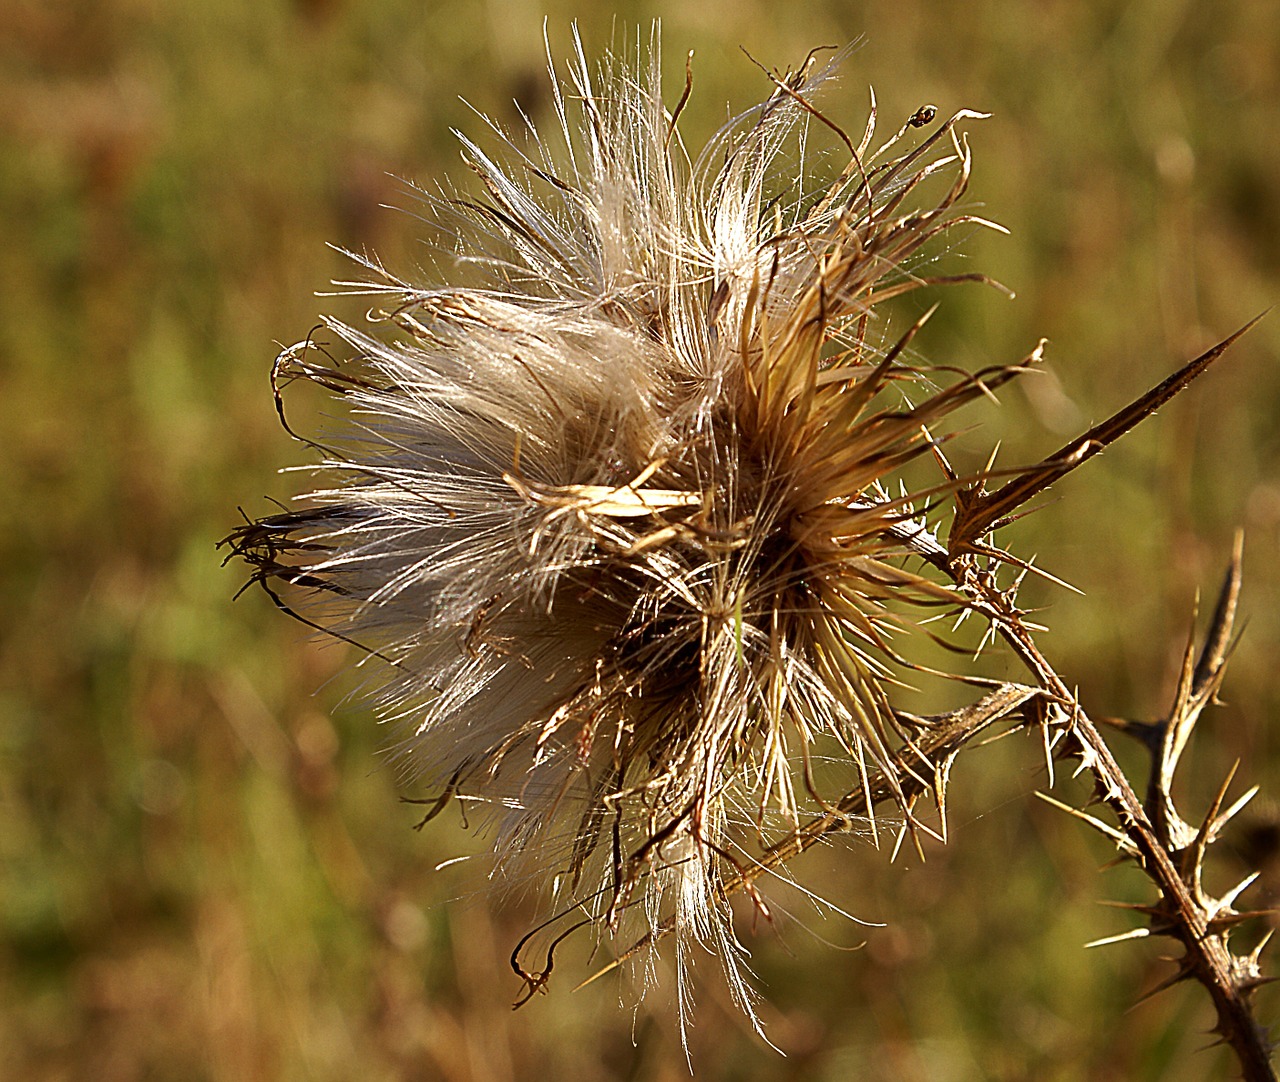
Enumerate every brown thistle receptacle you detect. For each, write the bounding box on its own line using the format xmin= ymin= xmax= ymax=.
xmin=224 ymin=29 xmax=1272 ymax=1074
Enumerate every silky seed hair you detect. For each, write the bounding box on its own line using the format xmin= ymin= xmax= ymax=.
xmin=225 ymin=28 xmax=1029 ymax=1027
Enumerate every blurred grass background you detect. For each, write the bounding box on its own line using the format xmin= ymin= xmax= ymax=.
xmin=4 ymin=1 xmax=1280 ymax=1079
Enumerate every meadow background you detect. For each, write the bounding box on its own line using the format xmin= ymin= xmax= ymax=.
xmin=4 ymin=1 xmax=1280 ymax=1079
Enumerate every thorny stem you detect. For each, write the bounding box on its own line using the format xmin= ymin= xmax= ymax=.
xmin=970 ymin=581 xmax=1275 ymax=1080
xmin=804 ymin=536 xmax=1273 ymax=1076
xmin=749 ymin=530 xmax=1275 ymax=1075
xmin=914 ymin=323 xmax=1274 ymax=1075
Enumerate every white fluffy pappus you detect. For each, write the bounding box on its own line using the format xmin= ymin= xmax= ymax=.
xmin=225 ymin=27 xmax=1029 ymax=1031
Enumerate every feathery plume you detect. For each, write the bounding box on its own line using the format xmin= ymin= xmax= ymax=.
xmin=225 ymin=29 xmax=1034 ymax=1023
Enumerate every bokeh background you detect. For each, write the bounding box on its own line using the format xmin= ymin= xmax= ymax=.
xmin=5 ymin=1 xmax=1280 ymax=1079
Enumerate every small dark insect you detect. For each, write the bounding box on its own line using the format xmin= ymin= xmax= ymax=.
xmin=908 ymin=104 xmax=938 ymax=128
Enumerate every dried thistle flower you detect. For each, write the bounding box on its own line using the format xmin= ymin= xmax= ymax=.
xmin=225 ymin=31 xmax=1024 ymax=1016
xmin=224 ymin=28 xmax=1269 ymax=1060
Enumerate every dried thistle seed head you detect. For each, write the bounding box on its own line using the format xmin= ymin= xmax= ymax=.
xmin=225 ymin=31 xmax=1019 ymax=1022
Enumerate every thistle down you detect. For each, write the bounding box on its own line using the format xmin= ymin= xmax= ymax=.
xmin=226 ymin=32 xmax=1051 ymax=1023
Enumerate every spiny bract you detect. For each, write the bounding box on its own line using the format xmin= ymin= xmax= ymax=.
xmin=226 ymin=30 xmax=1030 ymax=1024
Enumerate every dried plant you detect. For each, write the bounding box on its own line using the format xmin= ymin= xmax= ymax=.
xmin=223 ymin=29 xmax=1272 ymax=1076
